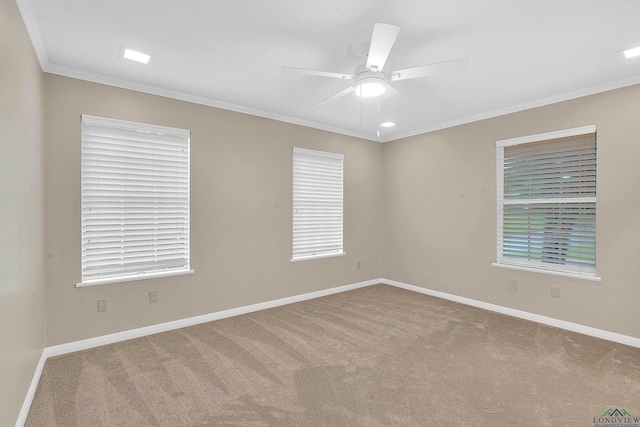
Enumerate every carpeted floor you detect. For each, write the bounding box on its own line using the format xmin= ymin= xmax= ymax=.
xmin=26 ymin=284 xmax=640 ymax=426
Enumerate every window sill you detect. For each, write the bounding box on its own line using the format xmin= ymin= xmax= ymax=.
xmin=492 ymin=262 xmax=601 ymax=282
xmin=76 ymin=269 xmax=194 ymax=288
xmin=291 ymin=252 xmax=346 ymax=262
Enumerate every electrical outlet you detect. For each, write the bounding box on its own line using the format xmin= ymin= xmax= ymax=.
xmin=97 ymin=299 xmax=107 ymax=312
xmin=551 ymin=286 xmax=560 ymax=298
xmin=508 ymin=280 xmax=518 ymax=292
xmin=357 ymin=261 xmax=361 ymax=270
xmin=149 ymin=290 xmax=158 ymax=303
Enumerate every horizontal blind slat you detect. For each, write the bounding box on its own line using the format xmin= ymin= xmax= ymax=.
xmin=81 ymin=117 xmax=190 ymax=282
xmin=292 ymin=148 xmax=344 ymax=259
xmin=497 ymin=129 xmax=596 ymax=275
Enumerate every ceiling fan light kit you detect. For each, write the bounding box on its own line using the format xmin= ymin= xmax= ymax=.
xmin=354 ymin=75 xmax=387 ymax=97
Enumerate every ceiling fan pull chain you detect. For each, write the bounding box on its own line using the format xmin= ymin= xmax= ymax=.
xmin=359 ymin=94 xmax=363 ymax=132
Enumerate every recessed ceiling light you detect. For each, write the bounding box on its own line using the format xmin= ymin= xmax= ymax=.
xmin=623 ymin=45 xmax=640 ymax=59
xmin=380 ymin=121 xmax=397 ymax=128
xmin=122 ymin=48 xmax=151 ymax=64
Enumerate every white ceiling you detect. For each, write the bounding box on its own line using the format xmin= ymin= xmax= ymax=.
xmin=18 ymin=0 xmax=640 ymax=142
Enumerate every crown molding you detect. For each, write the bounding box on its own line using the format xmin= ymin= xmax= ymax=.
xmin=16 ymin=0 xmax=640 ymax=144
xmin=15 ymin=0 xmax=49 ymax=68
xmin=43 ymin=63 xmax=381 ymax=142
xmin=47 ymin=59 xmax=640 ymax=144
xmin=383 ymin=74 xmax=640 ymax=143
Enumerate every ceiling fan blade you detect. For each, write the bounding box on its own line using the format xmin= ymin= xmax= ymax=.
xmin=365 ymin=23 xmax=400 ymax=71
xmin=382 ymin=85 xmax=407 ymax=103
xmin=389 ymin=57 xmax=470 ymax=82
xmin=280 ymin=66 xmax=355 ymax=80
xmin=316 ymin=86 xmax=354 ymax=107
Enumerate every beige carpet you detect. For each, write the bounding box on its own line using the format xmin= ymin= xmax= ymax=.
xmin=26 ymin=284 xmax=640 ymax=426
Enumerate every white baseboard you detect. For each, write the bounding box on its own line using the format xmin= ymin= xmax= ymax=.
xmin=16 ymin=278 xmax=381 ymax=426
xmin=381 ymin=278 xmax=640 ymax=349
xmin=17 ymin=276 xmax=640 ymax=426
xmin=15 ymin=349 xmax=47 ymax=427
xmin=45 ymin=278 xmax=382 ymax=358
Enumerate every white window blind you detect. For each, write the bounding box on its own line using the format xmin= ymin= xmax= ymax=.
xmin=292 ymin=147 xmax=344 ymax=261
xmin=496 ymin=125 xmax=597 ymax=278
xmin=80 ymin=115 xmax=191 ymax=286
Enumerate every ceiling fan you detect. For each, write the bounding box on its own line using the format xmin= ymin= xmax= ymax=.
xmin=281 ymin=23 xmax=469 ymax=106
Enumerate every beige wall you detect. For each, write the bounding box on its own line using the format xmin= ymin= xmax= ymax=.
xmin=41 ymin=73 xmax=640 ymax=346
xmin=0 ymin=0 xmax=46 ymax=425
xmin=44 ymin=74 xmax=383 ymax=346
xmin=382 ymin=84 xmax=640 ymax=339
xmin=8 ymin=6 xmax=640 ymax=418
xmin=3 ymin=0 xmax=639 ymax=420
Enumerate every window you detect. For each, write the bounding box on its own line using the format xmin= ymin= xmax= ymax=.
xmin=292 ymin=147 xmax=344 ymax=261
xmin=495 ymin=125 xmax=598 ymax=280
xmin=79 ymin=115 xmax=192 ymax=286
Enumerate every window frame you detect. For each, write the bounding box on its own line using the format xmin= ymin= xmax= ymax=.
xmin=291 ymin=147 xmax=345 ymax=262
xmin=77 ymin=115 xmax=193 ymax=287
xmin=493 ymin=125 xmax=600 ymax=281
